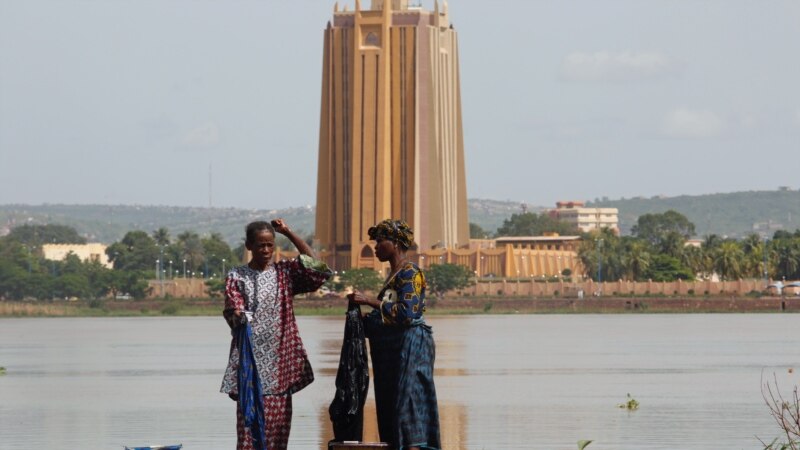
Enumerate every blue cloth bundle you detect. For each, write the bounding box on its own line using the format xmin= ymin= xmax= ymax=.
xmin=237 ymin=323 xmax=267 ymax=450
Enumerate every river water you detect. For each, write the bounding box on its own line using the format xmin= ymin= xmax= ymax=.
xmin=0 ymin=314 xmax=798 ymax=450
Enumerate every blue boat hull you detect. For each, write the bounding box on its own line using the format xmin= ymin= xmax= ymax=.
xmin=124 ymin=445 xmax=182 ymax=450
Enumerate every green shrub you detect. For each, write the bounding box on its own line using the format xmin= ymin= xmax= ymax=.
xmin=426 ymin=263 xmax=474 ymax=298
xmin=161 ymin=304 xmax=180 ymax=315
xmin=88 ymin=299 xmax=103 ymax=309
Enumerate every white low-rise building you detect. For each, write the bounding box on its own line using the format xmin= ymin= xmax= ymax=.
xmin=551 ymin=201 xmax=619 ymax=234
xmin=42 ymin=243 xmax=112 ymax=268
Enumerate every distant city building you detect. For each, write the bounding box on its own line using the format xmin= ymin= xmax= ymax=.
xmin=494 ymin=234 xmax=582 ymax=252
xmin=314 ymin=0 xmax=469 ymax=270
xmin=550 ymin=201 xmax=619 ymax=234
xmin=491 ymin=235 xmax=583 ymax=279
xmin=42 ymin=243 xmax=112 ymax=268
xmin=282 ymin=233 xmax=584 ymax=279
xmin=752 ymin=220 xmax=784 ymax=236
xmin=685 ymin=239 xmax=703 ymax=248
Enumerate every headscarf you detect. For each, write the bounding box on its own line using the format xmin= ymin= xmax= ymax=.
xmin=368 ymin=219 xmax=414 ymax=250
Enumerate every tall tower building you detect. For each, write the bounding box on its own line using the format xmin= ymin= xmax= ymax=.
xmin=315 ymin=0 xmax=469 ymax=269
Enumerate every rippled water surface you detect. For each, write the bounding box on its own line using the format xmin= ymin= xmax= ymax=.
xmin=1 ymin=314 xmax=799 ymax=450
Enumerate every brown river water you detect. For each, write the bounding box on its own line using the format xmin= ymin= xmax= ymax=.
xmin=0 ymin=314 xmax=798 ymax=449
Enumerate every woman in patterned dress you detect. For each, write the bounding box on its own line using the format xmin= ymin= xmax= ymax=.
xmin=221 ymin=219 xmax=332 ymax=450
xmin=348 ymin=219 xmax=441 ymax=450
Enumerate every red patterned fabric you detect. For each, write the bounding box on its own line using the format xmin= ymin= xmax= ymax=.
xmin=223 ymin=274 xmax=247 ymax=328
xmin=236 ymin=394 xmax=293 ymax=450
xmin=221 ymin=256 xmax=330 ymax=396
xmin=222 ymin=255 xmax=331 ymax=448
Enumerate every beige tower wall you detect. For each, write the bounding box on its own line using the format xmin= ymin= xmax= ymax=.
xmin=316 ymin=0 xmax=469 ymax=270
xmin=417 ymin=2 xmax=469 ymax=250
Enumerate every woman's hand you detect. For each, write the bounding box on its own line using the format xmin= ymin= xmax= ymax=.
xmin=273 ymin=217 xmax=316 ymax=258
xmin=347 ymin=290 xmax=381 ymax=309
xmin=271 ymin=218 xmax=290 ymax=235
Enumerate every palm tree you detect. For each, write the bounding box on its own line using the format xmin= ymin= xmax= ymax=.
xmin=577 ymin=238 xmax=599 ymax=280
xmin=152 ymin=227 xmax=171 ymax=246
xmin=740 ymin=233 xmax=766 ymax=279
xmin=713 ymin=240 xmax=744 ymax=281
xmin=703 ymin=234 xmax=723 ymax=252
xmin=201 ymin=233 xmax=237 ymax=277
xmin=577 ymin=229 xmax=621 ymax=281
xmin=699 ymin=234 xmax=724 ymax=279
xmin=681 ymin=244 xmax=707 ymax=279
xmin=622 ymin=240 xmax=651 ymax=281
xmin=773 ymin=239 xmax=800 ymax=280
xmin=176 ymin=231 xmax=205 ymax=275
xmin=659 ymin=231 xmax=686 ymax=259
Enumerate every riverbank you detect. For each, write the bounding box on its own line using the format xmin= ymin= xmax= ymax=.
xmin=2 ymin=295 xmax=799 ymax=317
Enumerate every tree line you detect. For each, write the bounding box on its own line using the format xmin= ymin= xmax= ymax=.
xmin=322 ymin=264 xmax=475 ymax=300
xmin=477 ymin=210 xmax=800 ymax=282
xmin=2 ymin=210 xmax=799 ymax=301
xmin=0 ymin=224 xmax=240 ymax=300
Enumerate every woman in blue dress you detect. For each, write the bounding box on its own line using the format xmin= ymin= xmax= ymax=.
xmin=348 ymin=219 xmax=441 ymax=450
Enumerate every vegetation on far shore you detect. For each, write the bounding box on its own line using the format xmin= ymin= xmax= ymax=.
xmin=2 ymin=210 xmax=800 ymax=305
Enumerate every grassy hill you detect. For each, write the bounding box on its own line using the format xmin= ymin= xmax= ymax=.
xmin=0 ymin=201 xmax=528 ymax=245
xmin=0 ymin=204 xmax=315 ymax=246
xmin=2 ymin=189 xmax=798 ymax=243
xmin=589 ymin=189 xmax=800 ymax=238
xmin=467 ymin=198 xmax=540 ymax=234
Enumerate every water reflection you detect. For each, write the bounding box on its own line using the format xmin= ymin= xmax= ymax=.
xmin=316 ymin=400 xmax=467 ymax=450
xmin=1 ymin=315 xmax=799 ymax=449
xmin=314 ymin=315 xmax=467 ymax=449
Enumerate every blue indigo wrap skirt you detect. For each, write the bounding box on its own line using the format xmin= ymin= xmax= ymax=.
xmin=365 ymin=311 xmax=441 ymax=450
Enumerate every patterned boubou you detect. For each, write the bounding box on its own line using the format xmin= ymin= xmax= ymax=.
xmin=221 ymin=254 xmax=332 ymax=396
xmin=379 ymin=262 xmax=426 ymax=326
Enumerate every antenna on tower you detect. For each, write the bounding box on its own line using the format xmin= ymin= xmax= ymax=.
xmin=208 ymin=162 xmax=212 ymax=208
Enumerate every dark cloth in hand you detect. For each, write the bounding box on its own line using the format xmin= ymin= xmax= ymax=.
xmin=329 ymin=303 xmax=370 ymax=442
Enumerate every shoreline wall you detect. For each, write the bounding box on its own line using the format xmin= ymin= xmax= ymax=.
xmin=465 ymin=278 xmax=770 ymax=298
xmin=144 ymin=277 xmax=794 ymax=299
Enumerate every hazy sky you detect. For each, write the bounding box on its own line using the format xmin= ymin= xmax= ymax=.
xmin=1 ymin=0 xmax=799 ymax=210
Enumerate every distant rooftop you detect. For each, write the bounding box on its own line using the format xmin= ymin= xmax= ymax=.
xmin=495 ymin=236 xmax=581 ymax=243
xmin=555 ymin=201 xmax=585 ymax=209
